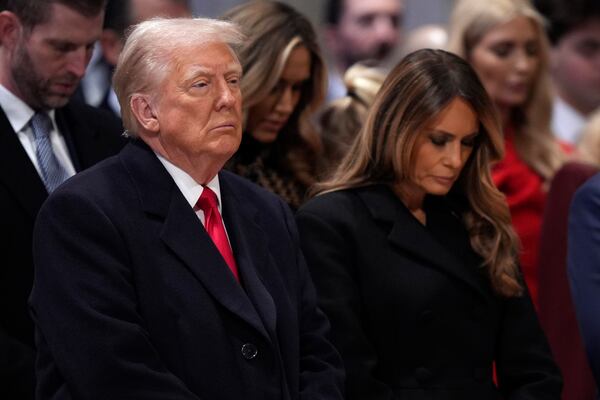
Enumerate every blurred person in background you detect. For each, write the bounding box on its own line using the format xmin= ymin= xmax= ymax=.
xmin=538 ymin=109 xmax=600 ymax=400
xmin=322 ymin=0 xmax=403 ymax=100
xmin=567 ymin=158 xmax=600 ymax=396
xmin=297 ymin=48 xmax=561 ymax=400
xmin=535 ymin=0 xmax=600 ymax=144
xmin=447 ymin=0 xmax=565 ymax=306
xmin=224 ymin=1 xmax=326 ymax=210
xmin=320 ymin=61 xmax=385 ymax=173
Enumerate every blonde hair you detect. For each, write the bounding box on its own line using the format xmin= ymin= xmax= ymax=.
xmin=222 ymin=1 xmax=326 ymax=186
xmin=317 ymin=49 xmax=523 ymax=297
xmin=320 ymin=62 xmax=386 ymax=170
xmin=447 ymin=0 xmax=563 ymax=181
xmin=112 ymin=17 xmax=244 ymax=136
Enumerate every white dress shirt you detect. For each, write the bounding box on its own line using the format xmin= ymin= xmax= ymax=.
xmin=156 ymin=154 xmax=227 ymax=231
xmin=0 ymin=84 xmax=77 ymax=179
xmin=552 ymin=96 xmax=587 ymax=145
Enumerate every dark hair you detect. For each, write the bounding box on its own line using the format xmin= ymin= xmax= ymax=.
xmin=534 ymin=0 xmax=600 ymax=44
xmin=1 ymin=0 xmax=106 ymax=29
xmin=103 ymin=0 xmax=130 ymax=35
xmin=324 ymin=0 xmax=343 ymax=25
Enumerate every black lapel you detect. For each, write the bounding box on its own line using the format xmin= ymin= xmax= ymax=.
xmin=220 ymin=172 xmax=277 ymax=339
xmin=120 ymin=141 xmax=270 ymax=340
xmin=356 ymin=185 xmax=488 ymax=300
xmin=0 ymin=107 xmax=48 ymax=219
xmin=54 ymin=105 xmax=83 ymax=171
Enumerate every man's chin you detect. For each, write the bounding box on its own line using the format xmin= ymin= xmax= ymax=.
xmin=41 ymin=94 xmax=71 ymax=109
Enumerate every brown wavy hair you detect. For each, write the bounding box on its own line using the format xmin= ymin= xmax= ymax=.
xmin=316 ymin=49 xmax=523 ymax=297
xmin=222 ymin=1 xmax=326 ymax=186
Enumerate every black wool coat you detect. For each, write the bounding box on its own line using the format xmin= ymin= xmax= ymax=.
xmin=296 ymin=184 xmax=562 ymax=400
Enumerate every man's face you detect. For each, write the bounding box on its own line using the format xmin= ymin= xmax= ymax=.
xmin=551 ymin=18 xmax=600 ymax=115
xmin=150 ymin=42 xmax=243 ymax=167
xmin=9 ymin=3 xmax=103 ymax=109
xmin=335 ymin=0 xmax=403 ymax=66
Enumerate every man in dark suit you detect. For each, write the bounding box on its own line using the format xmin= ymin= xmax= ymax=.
xmin=29 ymin=17 xmax=344 ymax=399
xmin=568 ymin=171 xmax=600 ymax=395
xmin=0 ymin=0 xmax=123 ymax=397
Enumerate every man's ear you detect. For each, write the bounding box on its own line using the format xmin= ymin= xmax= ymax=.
xmin=130 ymin=94 xmax=160 ymax=134
xmin=0 ymin=11 xmax=23 ymax=51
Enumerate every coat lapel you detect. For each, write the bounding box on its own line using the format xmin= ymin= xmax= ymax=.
xmin=357 ymin=185 xmax=488 ymax=300
xmin=121 ymin=141 xmax=271 ymax=340
xmin=220 ymin=173 xmax=278 ymax=339
xmin=0 ymin=107 xmax=48 ymax=219
xmin=54 ymin=106 xmax=82 ymax=172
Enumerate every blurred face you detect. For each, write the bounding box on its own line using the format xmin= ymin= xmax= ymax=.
xmin=399 ymin=97 xmax=479 ymax=202
xmin=246 ymin=45 xmax=311 ymax=144
xmin=551 ymin=18 xmax=600 ymax=115
xmin=8 ymin=3 xmax=102 ymax=109
xmin=131 ymin=0 xmax=191 ymax=23
xmin=469 ymin=16 xmax=540 ymax=110
xmin=335 ymin=0 xmax=403 ymax=65
xmin=151 ymin=42 xmax=243 ymax=164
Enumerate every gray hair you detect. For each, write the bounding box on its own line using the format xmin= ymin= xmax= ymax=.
xmin=112 ymin=17 xmax=245 ymax=135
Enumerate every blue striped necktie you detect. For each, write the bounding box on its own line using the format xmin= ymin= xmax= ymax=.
xmin=30 ymin=112 xmax=70 ymax=193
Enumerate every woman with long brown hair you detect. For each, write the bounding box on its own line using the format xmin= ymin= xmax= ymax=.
xmin=297 ymin=49 xmax=561 ymax=399
xmin=223 ymin=1 xmax=326 ymax=210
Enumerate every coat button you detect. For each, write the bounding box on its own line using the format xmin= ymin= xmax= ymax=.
xmin=414 ymin=367 xmax=433 ymax=384
xmin=241 ymin=343 xmax=258 ymax=360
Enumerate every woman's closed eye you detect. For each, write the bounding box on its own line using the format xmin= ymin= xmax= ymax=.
xmin=461 ymin=134 xmax=479 ymax=147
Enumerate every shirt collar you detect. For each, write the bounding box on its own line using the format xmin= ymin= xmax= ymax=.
xmin=0 ymin=84 xmax=57 ymax=133
xmin=155 ymin=153 xmax=223 ymax=211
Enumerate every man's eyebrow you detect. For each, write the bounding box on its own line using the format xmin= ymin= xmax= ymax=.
xmin=183 ymin=63 xmax=242 ymax=81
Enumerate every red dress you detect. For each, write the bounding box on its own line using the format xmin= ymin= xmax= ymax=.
xmin=492 ymin=127 xmax=545 ymax=305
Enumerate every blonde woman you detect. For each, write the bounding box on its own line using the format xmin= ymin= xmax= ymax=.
xmin=297 ymin=49 xmax=561 ymax=399
xmin=320 ymin=61 xmax=386 ymax=171
xmin=447 ymin=0 xmax=565 ymax=304
xmin=223 ymin=1 xmax=326 ymax=210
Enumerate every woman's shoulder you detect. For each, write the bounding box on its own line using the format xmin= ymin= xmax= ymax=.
xmin=299 ymin=187 xmax=363 ymax=216
xmin=298 ymin=184 xmax=397 ymax=222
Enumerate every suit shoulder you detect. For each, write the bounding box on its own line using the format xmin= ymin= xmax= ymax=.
xmin=298 ymin=189 xmax=360 ymax=220
xmin=573 ymin=171 xmax=600 ymax=207
xmin=51 ymin=154 xmax=124 ymax=201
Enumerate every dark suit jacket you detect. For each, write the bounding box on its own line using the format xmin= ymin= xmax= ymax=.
xmin=297 ymin=185 xmax=562 ymax=400
xmin=539 ymin=162 xmax=598 ymax=400
xmin=568 ymin=171 xmax=600 ymax=392
xmin=0 ymin=101 xmax=124 ymax=398
xmin=29 ymin=140 xmax=344 ymax=400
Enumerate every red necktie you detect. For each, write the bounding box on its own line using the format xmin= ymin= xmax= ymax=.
xmin=195 ymin=187 xmax=239 ymax=281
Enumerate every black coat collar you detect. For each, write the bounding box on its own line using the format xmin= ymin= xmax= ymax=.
xmin=355 ymin=184 xmax=489 ymax=300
